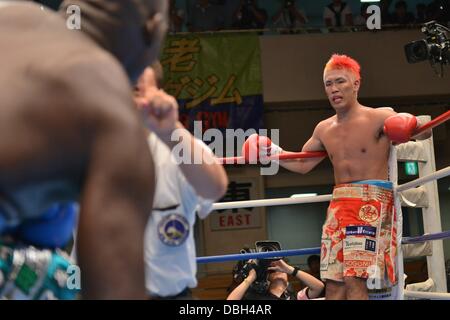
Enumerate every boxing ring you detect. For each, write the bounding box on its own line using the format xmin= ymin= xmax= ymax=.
xmin=197 ymin=113 xmax=450 ymax=300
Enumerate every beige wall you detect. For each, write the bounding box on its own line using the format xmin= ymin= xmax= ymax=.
xmin=260 ymin=30 xmax=450 ymax=104
xmin=201 ymin=166 xmax=268 ymax=274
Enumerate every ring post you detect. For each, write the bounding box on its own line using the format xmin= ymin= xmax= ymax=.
xmin=417 ymin=115 xmax=447 ymax=293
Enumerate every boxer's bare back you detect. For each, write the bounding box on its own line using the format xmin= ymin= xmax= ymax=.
xmin=0 ymin=2 xmax=158 ymax=298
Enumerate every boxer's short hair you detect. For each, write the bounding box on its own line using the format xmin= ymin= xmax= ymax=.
xmin=324 ymin=54 xmax=361 ymax=81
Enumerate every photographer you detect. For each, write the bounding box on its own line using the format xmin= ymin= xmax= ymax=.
xmin=323 ymin=0 xmax=353 ymax=27
xmin=227 ymin=259 xmax=324 ymax=300
xmin=272 ymin=0 xmax=308 ymax=29
xmin=187 ymin=0 xmax=225 ymax=32
xmin=169 ymin=0 xmax=185 ymax=33
xmin=388 ymin=1 xmax=415 ymax=25
xmin=233 ymin=0 xmax=268 ymax=30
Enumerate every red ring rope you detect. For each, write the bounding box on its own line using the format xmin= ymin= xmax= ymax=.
xmin=218 ymin=151 xmax=327 ymax=164
xmin=218 ymin=109 xmax=450 ymax=165
xmin=412 ymin=109 xmax=450 ymax=138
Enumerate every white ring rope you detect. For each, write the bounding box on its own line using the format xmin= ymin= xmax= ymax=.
xmin=397 ymin=166 xmax=450 ymax=192
xmin=212 ymin=194 xmax=332 ymax=211
xmin=404 ymin=290 xmax=450 ymax=300
xmin=212 ymin=166 xmax=450 ymax=211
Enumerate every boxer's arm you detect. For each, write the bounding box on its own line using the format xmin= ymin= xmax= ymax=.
xmin=64 ymin=56 xmax=154 ymax=299
xmin=278 ymin=123 xmax=326 ymax=174
xmin=78 ymin=114 xmax=154 ymax=299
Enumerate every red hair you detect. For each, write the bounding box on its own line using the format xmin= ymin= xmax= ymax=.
xmin=324 ymin=54 xmax=361 ymax=80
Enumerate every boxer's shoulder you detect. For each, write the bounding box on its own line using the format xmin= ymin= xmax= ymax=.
xmin=50 ymin=50 xmax=128 ymax=93
xmin=40 ymin=51 xmax=133 ymax=117
xmin=368 ymin=106 xmax=396 ymax=118
xmin=315 ymin=116 xmax=334 ymax=133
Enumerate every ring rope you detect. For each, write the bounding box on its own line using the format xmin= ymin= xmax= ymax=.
xmin=412 ymin=109 xmax=450 ymax=139
xmin=404 ymin=290 xmax=450 ymax=300
xmin=218 ymin=151 xmax=327 ymax=164
xmin=218 ymin=110 xmax=450 ymax=165
xmin=396 ymin=166 xmax=450 ymax=192
xmin=402 ymin=230 xmax=450 ymax=244
xmin=212 ymin=194 xmax=332 ymax=211
xmin=197 ymin=247 xmax=321 ymax=264
xmin=211 ymin=166 xmax=450 ymax=211
xmin=197 ymin=230 xmax=450 ymax=264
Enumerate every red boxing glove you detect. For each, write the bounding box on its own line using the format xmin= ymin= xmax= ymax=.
xmin=383 ymin=113 xmax=418 ymax=143
xmin=242 ymin=134 xmax=278 ymax=163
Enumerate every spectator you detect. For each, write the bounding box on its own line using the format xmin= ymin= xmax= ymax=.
xmin=272 ymin=0 xmax=308 ymax=29
xmin=415 ymin=3 xmax=427 ymax=24
xmin=354 ymin=3 xmax=370 ymax=26
xmin=227 ymin=259 xmax=324 ymax=300
xmin=323 ymin=0 xmax=353 ymax=27
xmin=187 ymin=0 xmax=224 ymax=32
xmin=380 ymin=0 xmax=394 ymax=25
xmin=389 ymin=1 xmax=415 ymax=25
xmin=169 ymin=0 xmax=185 ymax=33
xmin=233 ymin=0 xmax=268 ymax=30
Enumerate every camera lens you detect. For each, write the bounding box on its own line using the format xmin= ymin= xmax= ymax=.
xmin=404 ymin=40 xmax=429 ymax=63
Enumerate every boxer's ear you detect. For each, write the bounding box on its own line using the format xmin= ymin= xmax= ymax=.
xmin=353 ymin=78 xmax=360 ymax=92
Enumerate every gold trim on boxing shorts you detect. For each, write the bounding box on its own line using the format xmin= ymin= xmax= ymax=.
xmin=332 ymin=184 xmax=393 ymax=203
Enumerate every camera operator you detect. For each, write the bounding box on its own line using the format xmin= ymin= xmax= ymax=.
xmin=233 ymin=0 xmax=268 ymax=30
xmin=272 ymin=0 xmax=308 ymax=29
xmin=227 ymin=259 xmax=324 ymax=300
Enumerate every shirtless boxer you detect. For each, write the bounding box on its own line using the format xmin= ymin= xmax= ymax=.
xmin=0 ymin=0 xmax=168 ymax=298
xmin=255 ymin=54 xmax=432 ymax=300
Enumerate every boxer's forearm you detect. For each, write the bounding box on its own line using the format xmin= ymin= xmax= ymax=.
xmin=79 ymin=127 xmax=154 ymax=299
xmin=278 ymin=153 xmax=325 ymax=174
xmin=278 ymin=136 xmax=326 ymax=174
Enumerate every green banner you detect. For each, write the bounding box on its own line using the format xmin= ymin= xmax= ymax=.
xmin=161 ymin=33 xmax=263 ymax=108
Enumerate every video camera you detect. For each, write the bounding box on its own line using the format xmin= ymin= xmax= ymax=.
xmin=232 ymin=241 xmax=282 ymax=294
xmin=404 ymin=21 xmax=450 ymax=76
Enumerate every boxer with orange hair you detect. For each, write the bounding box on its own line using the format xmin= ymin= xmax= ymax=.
xmin=257 ymin=54 xmax=431 ymax=300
